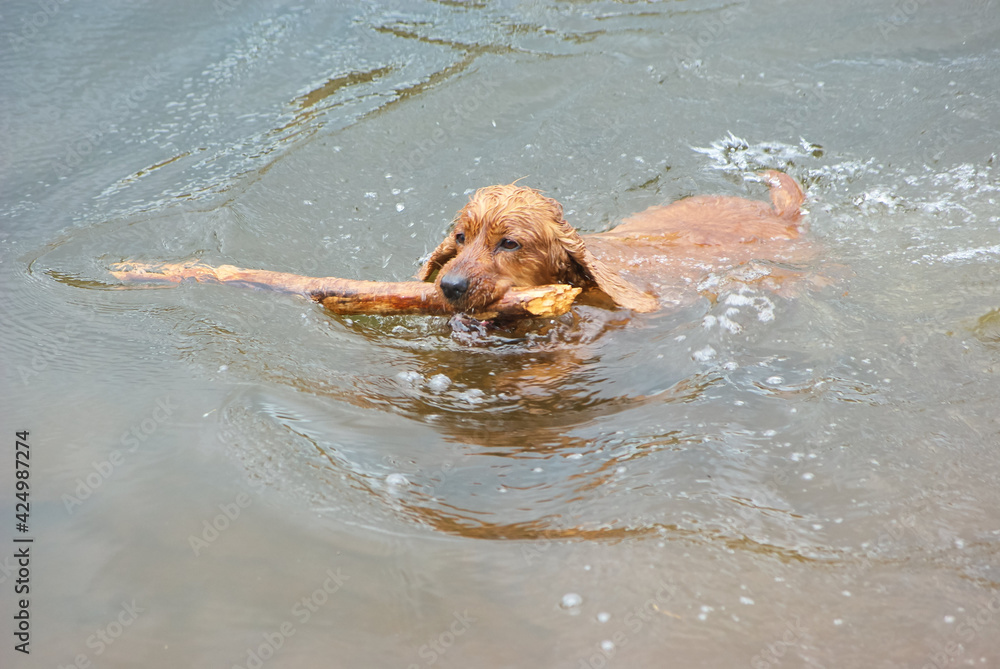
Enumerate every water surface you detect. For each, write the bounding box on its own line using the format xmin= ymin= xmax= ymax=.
xmin=2 ymin=1 xmax=999 ymax=667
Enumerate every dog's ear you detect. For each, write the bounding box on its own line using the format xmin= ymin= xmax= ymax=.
xmin=416 ymin=235 xmax=457 ymax=281
xmin=556 ymin=221 xmax=659 ymax=313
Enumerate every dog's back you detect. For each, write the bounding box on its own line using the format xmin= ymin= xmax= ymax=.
xmin=580 ymin=171 xmax=810 ymax=303
xmin=421 ymin=172 xmax=811 ymax=313
xmin=593 ymin=171 xmax=802 ymax=246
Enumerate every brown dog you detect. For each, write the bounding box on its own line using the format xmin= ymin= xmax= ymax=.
xmin=111 ymin=171 xmax=810 ymax=320
xmin=418 ymin=170 xmax=808 ymax=315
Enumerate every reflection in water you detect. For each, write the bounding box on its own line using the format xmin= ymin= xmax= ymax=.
xmin=199 ymin=283 xmax=853 ymax=566
xmin=40 ymin=202 xmax=850 ymax=560
xmin=35 ymin=130 xmax=937 ymax=573
xmin=6 ymin=0 xmax=1000 ymax=663
xmin=219 ymin=380 xmax=856 ymax=568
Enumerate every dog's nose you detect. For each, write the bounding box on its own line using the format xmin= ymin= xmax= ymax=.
xmin=439 ymin=273 xmax=469 ymax=302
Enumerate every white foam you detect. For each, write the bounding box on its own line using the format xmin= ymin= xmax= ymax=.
xmin=938 ymin=244 xmax=1000 ymax=262
xmin=693 ymin=133 xmax=821 ymax=173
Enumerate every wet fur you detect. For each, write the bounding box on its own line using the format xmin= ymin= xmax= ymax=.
xmin=419 ymin=171 xmax=807 ymax=314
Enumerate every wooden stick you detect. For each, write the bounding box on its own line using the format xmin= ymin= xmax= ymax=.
xmin=108 ymin=261 xmax=581 ymax=319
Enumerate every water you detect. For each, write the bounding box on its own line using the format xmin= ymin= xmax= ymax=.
xmin=2 ymin=1 xmax=999 ymax=667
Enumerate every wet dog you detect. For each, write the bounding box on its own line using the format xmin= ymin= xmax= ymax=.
xmin=111 ymin=171 xmax=811 ymax=322
xmin=417 ymin=171 xmax=808 ymax=315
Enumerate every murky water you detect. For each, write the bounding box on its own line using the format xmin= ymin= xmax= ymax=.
xmin=2 ymin=1 xmax=999 ymax=667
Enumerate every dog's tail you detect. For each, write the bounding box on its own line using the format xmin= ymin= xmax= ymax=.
xmin=762 ymin=170 xmax=805 ymax=221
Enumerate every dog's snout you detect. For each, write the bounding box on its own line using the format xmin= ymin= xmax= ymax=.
xmin=439 ymin=273 xmax=470 ymax=303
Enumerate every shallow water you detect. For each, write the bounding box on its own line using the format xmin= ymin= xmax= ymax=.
xmin=2 ymin=1 xmax=999 ymax=667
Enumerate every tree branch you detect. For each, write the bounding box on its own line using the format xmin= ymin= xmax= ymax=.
xmin=108 ymin=261 xmax=581 ymax=319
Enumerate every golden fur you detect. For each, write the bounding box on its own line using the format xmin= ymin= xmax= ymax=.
xmin=418 ymin=171 xmax=807 ymax=314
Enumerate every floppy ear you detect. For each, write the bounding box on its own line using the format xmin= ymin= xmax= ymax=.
xmin=416 ymin=235 xmax=457 ymax=281
xmin=556 ymin=221 xmax=659 ymax=313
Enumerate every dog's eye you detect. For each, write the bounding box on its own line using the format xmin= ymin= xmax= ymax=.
xmin=454 ymin=232 xmax=465 ymax=245
xmin=498 ymin=238 xmax=521 ymax=251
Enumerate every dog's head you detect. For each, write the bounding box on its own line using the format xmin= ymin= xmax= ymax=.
xmin=417 ymin=184 xmax=657 ymax=313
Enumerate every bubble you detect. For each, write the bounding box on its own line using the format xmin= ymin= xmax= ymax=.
xmin=692 ymin=345 xmax=716 ymax=362
xmin=560 ymin=593 xmax=583 ymax=612
xmin=457 ymin=388 xmax=485 ymax=405
xmin=385 ymin=473 xmax=409 ymax=487
xmin=396 ymin=371 xmax=423 ymax=386
xmin=428 ymin=374 xmax=452 ymax=392
xmin=597 ymin=612 xmax=611 ymax=623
